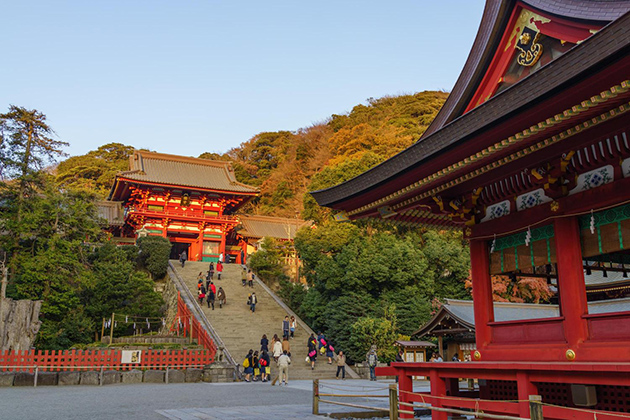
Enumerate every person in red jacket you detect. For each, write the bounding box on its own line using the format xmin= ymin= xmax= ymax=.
xmin=216 ymin=261 xmax=223 ymax=280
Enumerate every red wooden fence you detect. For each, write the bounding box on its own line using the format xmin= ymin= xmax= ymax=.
xmin=0 ymin=348 xmax=214 ymax=372
xmin=0 ymin=292 xmax=218 ymax=373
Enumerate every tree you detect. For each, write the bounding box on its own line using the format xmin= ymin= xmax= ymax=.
xmin=248 ymin=237 xmax=289 ymax=285
xmin=349 ymin=305 xmax=400 ymax=363
xmin=0 ymin=106 xmax=68 ymax=219
xmin=56 ymin=143 xmax=135 ymax=196
xmin=137 ymin=236 xmax=172 ymax=280
xmin=465 ymin=275 xmax=552 ymax=303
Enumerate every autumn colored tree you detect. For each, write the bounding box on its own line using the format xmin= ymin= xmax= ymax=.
xmin=465 ymin=275 xmax=553 ymax=303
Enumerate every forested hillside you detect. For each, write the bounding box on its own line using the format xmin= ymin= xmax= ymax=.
xmin=54 ymin=91 xmax=448 ymax=218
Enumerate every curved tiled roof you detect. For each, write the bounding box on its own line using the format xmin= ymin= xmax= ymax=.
xmin=311 ymin=9 xmax=630 ymax=209
xmin=237 ymin=214 xmax=311 ymax=240
xmin=414 ymin=297 xmax=630 ymax=337
xmin=117 ymin=151 xmax=258 ymax=194
xmin=423 ymin=0 xmax=630 ymax=138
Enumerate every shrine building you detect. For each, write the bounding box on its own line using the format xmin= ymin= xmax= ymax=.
xmin=107 ymin=151 xmax=258 ymax=263
xmin=312 ymin=1 xmax=630 ymax=419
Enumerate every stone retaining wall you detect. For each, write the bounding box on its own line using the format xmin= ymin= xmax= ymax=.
xmin=0 ymin=362 xmax=236 ymax=387
xmin=160 ymin=278 xmax=179 ymax=335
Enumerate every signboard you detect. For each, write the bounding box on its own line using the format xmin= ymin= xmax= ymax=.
xmin=121 ymin=350 xmax=142 ymax=364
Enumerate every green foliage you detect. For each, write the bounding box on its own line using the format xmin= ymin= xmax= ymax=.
xmin=55 ymin=143 xmax=135 ymax=196
xmin=277 ymin=280 xmax=307 ymax=312
xmin=84 ymin=244 xmax=164 ymax=337
xmin=302 ymin=152 xmax=384 ymax=222
xmin=294 ymin=222 xmax=468 ymax=363
xmin=248 ymin=237 xmax=289 ymax=285
xmin=0 ymin=105 xmax=68 ymax=220
xmin=349 ymin=306 xmax=399 ymax=363
xmin=420 ymin=230 xmax=470 ymax=299
xmin=1 ymin=146 xmax=164 ymax=350
xmin=321 ymin=292 xmax=375 ymax=363
xmin=381 ymin=286 xmax=433 ymax=336
xmin=137 ymin=236 xmax=172 ymax=280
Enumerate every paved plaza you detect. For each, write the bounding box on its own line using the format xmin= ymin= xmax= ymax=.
xmin=0 ymin=379 xmax=430 ymax=420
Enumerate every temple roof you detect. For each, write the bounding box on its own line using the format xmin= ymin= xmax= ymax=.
xmin=414 ymin=297 xmax=630 ymax=337
xmin=423 ymin=0 xmax=630 ymax=138
xmin=114 ymin=151 xmax=258 ymax=195
xmin=310 ymin=5 xmax=630 ymax=212
xmin=237 ymin=214 xmax=311 ymax=240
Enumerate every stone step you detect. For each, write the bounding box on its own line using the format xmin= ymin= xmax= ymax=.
xmin=171 ymin=261 xmax=339 ymax=379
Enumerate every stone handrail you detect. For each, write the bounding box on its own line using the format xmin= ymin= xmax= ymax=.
xmin=251 ymin=271 xmax=359 ymax=379
xmin=167 ymin=262 xmax=240 ymax=380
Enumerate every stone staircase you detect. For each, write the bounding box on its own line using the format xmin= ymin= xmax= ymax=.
xmin=171 ymin=261 xmax=347 ymax=380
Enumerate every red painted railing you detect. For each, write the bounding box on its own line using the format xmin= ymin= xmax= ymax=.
xmin=0 ymin=348 xmax=214 ymax=372
xmin=171 ymin=291 xmax=217 ymax=354
xmin=379 ymin=362 xmax=630 ymax=420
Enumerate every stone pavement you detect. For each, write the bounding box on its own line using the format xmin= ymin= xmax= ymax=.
xmin=0 ymin=378 xmax=431 ymax=420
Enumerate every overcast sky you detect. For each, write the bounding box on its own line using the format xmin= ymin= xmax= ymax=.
xmin=3 ymin=1 xmax=485 ymax=158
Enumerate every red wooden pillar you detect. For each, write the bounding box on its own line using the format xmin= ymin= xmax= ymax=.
xmin=430 ymin=369 xmax=448 ymax=420
xmin=219 ymin=230 xmax=226 ymax=261
xmin=470 ymin=239 xmax=494 ymax=351
xmin=553 ymin=217 xmax=589 ymax=347
xmin=197 ymin=233 xmax=204 ymax=262
xmin=398 ymin=372 xmax=414 ymax=419
xmin=516 ymin=372 xmax=538 ymax=418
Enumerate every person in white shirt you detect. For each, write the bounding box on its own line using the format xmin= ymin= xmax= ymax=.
xmin=277 ymin=350 xmax=291 ymax=386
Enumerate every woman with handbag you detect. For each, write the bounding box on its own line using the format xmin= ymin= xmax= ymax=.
xmin=307 ymin=334 xmax=317 ymax=370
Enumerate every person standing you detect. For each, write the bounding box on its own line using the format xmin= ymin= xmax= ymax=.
xmin=273 ymin=336 xmax=283 ymax=362
xmin=307 ymin=334 xmax=317 ymax=370
xmin=289 ymin=316 xmax=296 ymax=338
xmin=335 ymin=350 xmax=346 ymax=380
xmin=366 ymin=345 xmax=378 ymax=381
xmin=208 ymin=263 xmax=215 ymax=281
xmin=241 ymin=267 xmax=247 ymax=287
xmin=282 ymin=337 xmax=291 ymax=356
xmin=243 ymin=350 xmax=254 ymax=382
xmin=260 ymin=349 xmax=271 ymax=382
xmin=253 ymin=351 xmax=260 ymax=381
xmin=216 ymin=287 xmax=226 ymax=308
xmin=282 ymin=316 xmax=290 ymax=339
xmin=219 ymin=252 xmax=224 ymax=264
xmin=277 ymin=350 xmax=291 ymax=386
xmin=207 ymin=283 xmax=216 ymax=310
xmin=317 ymin=332 xmax=326 ymax=350
xmin=179 ymin=250 xmax=187 ymax=267
xmin=250 ymin=292 xmax=258 ymax=312
xmin=326 ymin=341 xmax=334 ymax=364
xmin=260 ymin=334 xmax=269 ymax=353
xmin=270 ymin=334 xmax=280 ymax=360
xmin=248 ymin=270 xmax=254 ymax=288
xmin=198 ymin=286 xmax=206 ymax=305
xmin=216 ymin=260 xmax=223 ymax=280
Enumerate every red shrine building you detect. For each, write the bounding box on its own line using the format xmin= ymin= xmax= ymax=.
xmin=312 ymin=1 xmax=630 ymax=419
xmin=107 ymin=151 xmax=258 ymax=263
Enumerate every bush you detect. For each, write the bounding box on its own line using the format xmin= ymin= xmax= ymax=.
xmin=137 ymin=236 xmax=171 ymax=280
